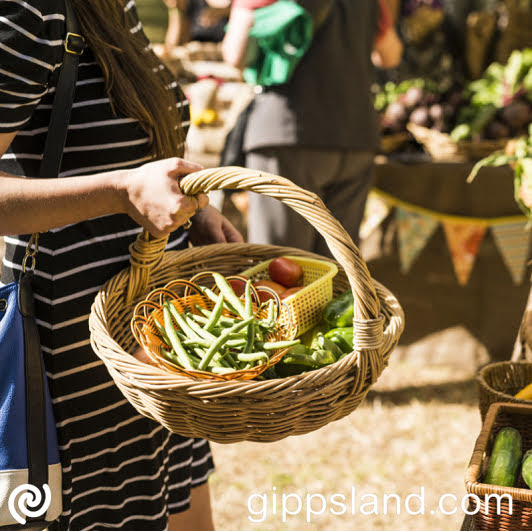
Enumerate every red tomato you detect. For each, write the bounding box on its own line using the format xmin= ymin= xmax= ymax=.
xmin=228 ymin=277 xmax=247 ymax=297
xmin=253 ymin=280 xmax=286 ymax=303
xmin=268 ymin=257 xmax=304 ymax=288
xmin=280 ymin=286 xmax=303 ymax=300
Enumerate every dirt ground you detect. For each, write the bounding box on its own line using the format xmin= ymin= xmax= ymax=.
xmin=209 ymin=328 xmax=484 ymax=531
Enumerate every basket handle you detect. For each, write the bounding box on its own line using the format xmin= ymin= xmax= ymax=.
xmin=127 ymin=166 xmax=383 ymax=348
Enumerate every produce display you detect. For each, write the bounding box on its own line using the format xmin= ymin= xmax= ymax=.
xmin=482 ymin=425 xmax=532 ymax=492
xmin=375 ymin=49 xmax=532 ymax=157
xmin=484 ymin=427 xmax=522 ymax=488
xmin=451 ymin=49 xmax=532 ymax=142
xmin=467 ymin=124 xmax=532 ymax=221
xmin=376 ymin=78 xmax=462 ymax=136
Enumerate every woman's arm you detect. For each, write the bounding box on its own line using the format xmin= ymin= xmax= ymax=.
xmin=0 ymin=132 xmax=208 ymax=237
xmin=372 ymin=28 xmax=403 ymax=69
xmin=164 ymin=0 xmax=190 ymax=47
xmin=372 ymin=0 xmax=403 ymax=69
xmin=221 ymin=7 xmax=256 ymax=69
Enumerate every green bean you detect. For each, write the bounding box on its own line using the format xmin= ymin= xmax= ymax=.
xmin=153 ymin=317 xmax=171 ymax=346
xmin=203 ymin=294 xmax=225 ymax=332
xmin=182 ymin=312 xmax=217 ymax=342
xmin=267 ymin=299 xmax=275 ymax=323
xmin=237 ymin=352 xmax=269 ymax=364
xmin=196 ymin=306 xmax=237 ymax=326
xmin=201 ymin=287 xmax=239 ymax=315
xmin=166 ymin=303 xmax=203 ymax=342
xmin=187 ymin=313 xmax=209 ymax=324
xmin=162 ymin=305 xmax=194 ymax=370
xmin=182 ymin=338 xmax=211 ymax=348
xmin=257 ymin=339 xmax=300 ymax=351
xmin=210 ymin=367 xmax=237 ymax=375
xmin=198 ymin=316 xmax=254 ymax=371
xmin=212 ymin=272 xmax=247 ymax=318
xmin=226 ymin=338 xmax=247 ymax=348
xmin=160 ymin=348 xmax=180 ymax=366
xmin=244 ymin=280 xmax=255 ymax=353
xmin=227 ymin=332 xmax=248 ymax=339
xmin=244 ymin=280 xmax=253 ymax=318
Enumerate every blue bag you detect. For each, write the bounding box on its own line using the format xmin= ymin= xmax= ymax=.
xmin=0 ymin=270 xmax=62 ymax=529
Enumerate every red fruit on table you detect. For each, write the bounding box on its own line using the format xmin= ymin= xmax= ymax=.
xmin=268 ymin=257 xmax=304 ymax=288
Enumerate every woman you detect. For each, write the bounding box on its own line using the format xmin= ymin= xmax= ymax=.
xmin=0 ymin=0 xmax=241 ymax=529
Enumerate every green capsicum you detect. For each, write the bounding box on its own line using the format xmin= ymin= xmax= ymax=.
xmin=324 ymin=327 xmax=354 ymax=354
xmin=322 ymin=290 xmax=354 ymax=328
xmin=276 ymin=344 xmax=317 ymax=377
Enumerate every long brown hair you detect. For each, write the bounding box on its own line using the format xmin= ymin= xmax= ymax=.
xmin=71 ymin=0 xmax=185 ymax=159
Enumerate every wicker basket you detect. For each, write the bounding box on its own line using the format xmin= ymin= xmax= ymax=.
xmin=240 ymin=255 xmax=338 ymax=335
xmin=408 ymin=123 xmax=510 ymax=162
xmin=477 ymin=362 xmax=532 ymax=422
xmin=379 ymin=132 xmax=411 ymax=154
xmin=131 ymin=275 xmax=297 ymax=381
xmin=89 ymin=166 xmax=405 ymax=443
xmin=465 ymin=403 xmax=532 ymax=530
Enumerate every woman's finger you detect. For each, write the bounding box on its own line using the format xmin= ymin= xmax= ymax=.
xmin=196 ymin=193 xmax=209 ymax=209
xmin=222 ymin=217 xmax=244 ymax=243
xmin=170 ymin=158 xmax=203 ymax=177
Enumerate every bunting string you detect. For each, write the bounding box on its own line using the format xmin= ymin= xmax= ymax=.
xmin=360 ymin=188 xmax=531 ymax=286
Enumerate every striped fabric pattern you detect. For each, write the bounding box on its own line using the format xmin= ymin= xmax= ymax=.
xmin=0 ymin=1 xmax=213 ymax=530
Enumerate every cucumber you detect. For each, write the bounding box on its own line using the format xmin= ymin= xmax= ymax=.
xmin=522 ymin=449 xmax=532 ymax=489
xmin=484 ymin=427 xmax=522 ymax=487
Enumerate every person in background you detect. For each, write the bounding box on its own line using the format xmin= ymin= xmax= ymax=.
xmin=164 ymin=0 xmax=232 ymax=49
xmin=222 ymin=0 xmax=403 ymax=255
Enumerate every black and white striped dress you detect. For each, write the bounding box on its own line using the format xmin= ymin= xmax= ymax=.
xmin=0 ymin=1 xmax=214 ymax=529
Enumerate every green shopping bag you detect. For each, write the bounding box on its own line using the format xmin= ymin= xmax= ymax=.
xmin=243 ymin=0 xmax=314 ymax=87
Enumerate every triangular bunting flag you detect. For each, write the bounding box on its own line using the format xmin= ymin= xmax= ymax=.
xmin=443 ymin=222 xmax=486 ymax=285
xmin=396 ymin=208 xmax=439 ymax=273
xmin=492 ymin=222 xmax=532 ymax=285
xmin=360 ymin=193 xmax=390 ymax=240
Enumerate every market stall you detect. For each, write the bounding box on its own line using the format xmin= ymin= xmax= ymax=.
xmin=361 ymin=156 xmax=531 ymax=361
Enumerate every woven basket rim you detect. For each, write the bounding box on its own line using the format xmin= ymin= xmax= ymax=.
xmin=407 ymin=123 xmax=512 ymax=162
xmin=477 ymin=361 xmax=532 ymax=405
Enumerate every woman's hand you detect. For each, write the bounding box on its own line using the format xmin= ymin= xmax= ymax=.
xmin=122 ymin=157 xmax=209 ymax=238
xmin=187 ymin=205 xmax=243 ymax=245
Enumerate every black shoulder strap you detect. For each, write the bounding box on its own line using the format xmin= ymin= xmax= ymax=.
xmin=38 ymin=0 xmax=86 ymax=179
xmin=23 ymin=2 xmax=85 ymax=525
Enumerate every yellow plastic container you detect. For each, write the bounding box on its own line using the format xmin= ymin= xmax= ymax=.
xmin=240 ymin=255 xmax=338 ymax=335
